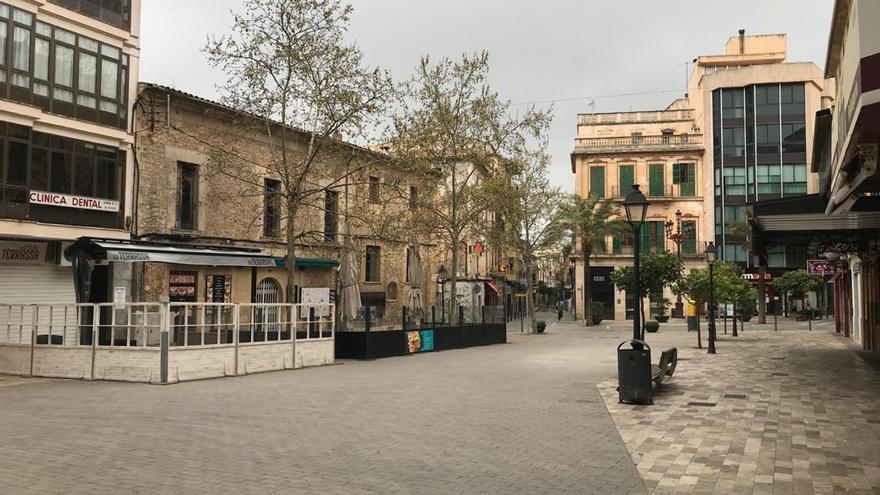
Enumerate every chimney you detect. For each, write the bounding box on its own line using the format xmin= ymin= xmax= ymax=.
xmin=738 ymin=29 xmax=746 ymax=54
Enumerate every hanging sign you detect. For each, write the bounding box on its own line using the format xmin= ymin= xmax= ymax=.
xmin=807 ymin=259 xmax=840 ymax=276
xmin=29 ymin=190 xmax=119 ymax=212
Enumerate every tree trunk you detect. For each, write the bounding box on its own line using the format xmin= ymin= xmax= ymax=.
xmin=757 ymin=264 xmax=767 ymax=324
xmin=640 ymin=293 xmax=647 ymax=339
xmin=525 ymin=256 xmax=535 ymax=332
xmin=582 ymin=245 xmax=594 ymax=326
xmin=285 ymin=200 xmax=299 ymax=304
xmin=449 ymin=237 xmax=459 ymax=324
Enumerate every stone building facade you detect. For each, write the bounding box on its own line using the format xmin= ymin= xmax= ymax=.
xmin=132 ymin=83 xmax=439 ymax=326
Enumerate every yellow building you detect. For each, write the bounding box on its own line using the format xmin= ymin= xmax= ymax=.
xmin=571 ymin=31 xmax=833 ymax=322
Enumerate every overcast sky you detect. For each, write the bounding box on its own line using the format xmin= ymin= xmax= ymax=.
xmin=141 ymin=0 xmax=834 ymax=192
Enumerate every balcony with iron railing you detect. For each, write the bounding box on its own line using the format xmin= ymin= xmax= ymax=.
xmin=577 ymin=109 xmax=694 ymax=125
xmin=606 ymin=184 xmax=701 ymax=200
xmin=574 ymin=134 xmax=705 ymax=154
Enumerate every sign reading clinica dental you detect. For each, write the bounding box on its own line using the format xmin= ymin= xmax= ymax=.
xmin=29 ymin=190 xmax=120 ymax=212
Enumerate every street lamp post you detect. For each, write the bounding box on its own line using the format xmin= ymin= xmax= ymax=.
xmin=436 ymin=265 xmax=447 ymax=324
xmin=665 ymin=209 xmax=686 ymax=318
xmin=623 ymin=185 xmax=650 ymax=342
xmin=705 ymin=242 xmax=718 ymax=354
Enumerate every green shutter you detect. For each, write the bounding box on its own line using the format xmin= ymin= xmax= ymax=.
xmin=655 ymin=222 xmax=665 ymax=252
xmin=613 ymin=236 xmax=621 ymax=254
xmin=618 ymin=165 xmax=634 ymax=197
xmin=590 ymin=167 xmax=605 ymax=198
xmin=649 ymin=164 xmax=664 ymax=196
xmin=681 ymin=221 xmax=697 ymax=254
xmin=672 ymin=163 xmax=681 ymax=184
xmin=680 ymin=163 xmax=696 ymax=197
xmin=640 ymin=223 xmax=650 ymax=251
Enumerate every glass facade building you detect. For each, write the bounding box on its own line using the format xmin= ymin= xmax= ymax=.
xmin=712 ymin=82 xmax=808 ymax=266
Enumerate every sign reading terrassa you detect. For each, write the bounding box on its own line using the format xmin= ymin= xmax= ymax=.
xmin=29 ymin=191 xmax=120 ymax=212
xmin=0 ymin=241 xmax=46 ymax=264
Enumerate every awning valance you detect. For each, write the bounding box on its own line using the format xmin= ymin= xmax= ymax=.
xmin=65 ymin=238 xmax=276 ymax=267
xmin=294 ymin=257 xmax=339 ymax=269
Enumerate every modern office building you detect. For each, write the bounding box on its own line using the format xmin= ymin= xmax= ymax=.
xmin=0 ymin=0 xmax=140 ymax=305
xmin=687 ymin=31 xmax=832 ymax=270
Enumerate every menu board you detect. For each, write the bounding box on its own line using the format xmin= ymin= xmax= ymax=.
xmin=169 ymin=271 xmax=197 ymax=302
xmin=206 ymin=275 xmax=231 ymax=303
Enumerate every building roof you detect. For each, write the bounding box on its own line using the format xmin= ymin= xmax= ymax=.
xmin=138 ymin=82 xmax=382 ymax=158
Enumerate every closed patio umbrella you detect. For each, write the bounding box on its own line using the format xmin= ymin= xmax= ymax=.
xmin=406 ymin=237 xmax=424 ymax=323
xmin=340 ymin=222 xmax=361 ymax=324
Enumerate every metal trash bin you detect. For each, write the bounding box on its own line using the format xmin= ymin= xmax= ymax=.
xmin=686 ymin=316 xmax=699 ymax=332
xmin=617 ymin=339 xmax=653 ymax=405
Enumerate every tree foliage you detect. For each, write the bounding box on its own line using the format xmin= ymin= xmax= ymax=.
xmin=558 ymin=194 xmax=626 ymax=325
xmin=203 ymin=0 xmax=395 ymax=302
xmin=773 ymin=269 xmax=823 ymax=298
xmin=610 ymin=251 xmax=684 ymax=298
xmin=390 ymin=52 xmax=550 ymax=318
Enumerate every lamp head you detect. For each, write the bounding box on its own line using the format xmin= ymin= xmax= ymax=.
xmin=623 ymin=184 xmax=649 ymax=228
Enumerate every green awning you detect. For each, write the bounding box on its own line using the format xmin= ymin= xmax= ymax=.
xmin=274 ymin=257 xmax=340 ymax=268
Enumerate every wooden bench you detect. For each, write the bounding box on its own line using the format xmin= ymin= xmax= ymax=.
xmin=651 ymin=348 xmax=678 ymax=389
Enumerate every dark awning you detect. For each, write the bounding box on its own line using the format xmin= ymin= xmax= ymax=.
xmin=294 ymin=257 xmax=339 ymax=269
xmin=65 ymin=238 xmax=276 ymax=267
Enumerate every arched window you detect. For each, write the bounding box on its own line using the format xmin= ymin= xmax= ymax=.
xmin=254 ymin=278 xmax=282 ymax=340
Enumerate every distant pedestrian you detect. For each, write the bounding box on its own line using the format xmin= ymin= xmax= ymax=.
xmin=557 ymin=303 xmax=563 ymax=321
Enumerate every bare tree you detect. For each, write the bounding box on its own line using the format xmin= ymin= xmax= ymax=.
xmin=204 ymin=0 xmax=394 ymax=302
xmin=390 ymin=52 xmax=550 ymax=320
xmin=487 ymin=146 xmax=561 ymax=331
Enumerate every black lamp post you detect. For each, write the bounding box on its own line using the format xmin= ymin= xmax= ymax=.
xmin=705 ymin=242 xmax=718 ymax=354
xmin=623 ymin=184 xmax=650 ymax=342
xmin=437 ymin=265 xmax=447 ymax=323
xmin=665 ymin=209 xmax=685 ymax=318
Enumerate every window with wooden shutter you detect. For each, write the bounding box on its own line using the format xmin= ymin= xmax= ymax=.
xmin=618 ymin=164 xmax=634 ymax=197
xmin=648 ymin=163 xmax=664 ymax=196
xmin=589 ymin=166 xmax=605 ymax=198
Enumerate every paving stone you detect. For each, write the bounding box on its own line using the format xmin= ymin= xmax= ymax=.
xmin=598 ymin=319 xmax=880 ymax=495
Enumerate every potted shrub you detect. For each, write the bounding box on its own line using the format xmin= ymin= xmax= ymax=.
xmin=591 ymin=301 xmax=605 ymax=325
xmin=644 ymin=320 xmax=660 ymax=333
xmin=536 ymin=320 xmax=547 ymax=333
xmin=655 ymin=297 xmax=671 ymax=323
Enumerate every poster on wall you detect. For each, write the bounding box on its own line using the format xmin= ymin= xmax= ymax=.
xmin=406 ymin=329 xmax=435 ymax=353
xmin=169 ymin=271 xmax=197 ymax=302
xmin=300 ymin=287 xmax=331 ymax=318
xmin=205 ymin=275 xmax=231 ymax=303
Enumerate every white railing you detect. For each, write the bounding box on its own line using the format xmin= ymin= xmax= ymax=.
xmin=0 ymin=302 xmax=335 ymax=349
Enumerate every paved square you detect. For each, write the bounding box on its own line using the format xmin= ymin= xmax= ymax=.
xmin=599 ymin=319 xmax=880 ymax=495
xmin=0 ymin=315 xmax=646 ymax=495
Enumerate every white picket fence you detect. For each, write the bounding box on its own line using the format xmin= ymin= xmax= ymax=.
xmin=0 ymin=303 xmax=335 ymax=383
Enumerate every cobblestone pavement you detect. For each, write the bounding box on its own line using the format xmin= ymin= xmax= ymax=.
xmin=0 ymin=314 xmax=646 ymax=495
xmin=599 ymin=319 xmax=880 ymax=495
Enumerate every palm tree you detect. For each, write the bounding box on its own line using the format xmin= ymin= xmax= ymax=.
xmin=560 ymin=194 xmax=627 ymax=326
xmin=729 ymin=220 xmax=767 ymax=324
